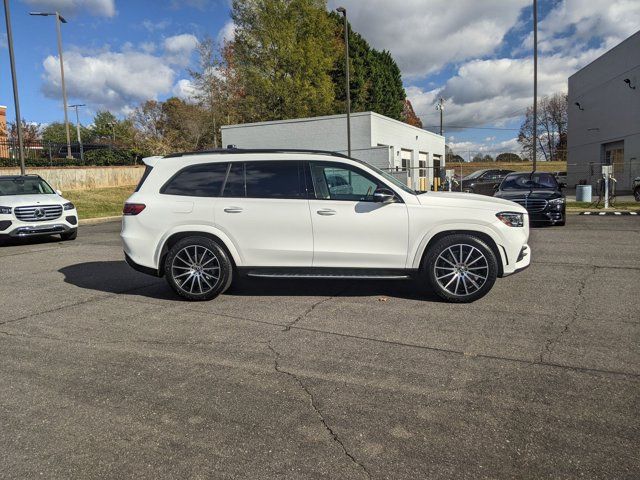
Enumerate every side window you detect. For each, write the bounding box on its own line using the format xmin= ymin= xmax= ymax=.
xmin=309 ymin=162 xmax=382 ymax=201
xmin=245 ymin=161 xmax=304 ymax=199
xmin=222 ymin=162 xmax=245 ymax=197
xmin=161 ymin=163 xmax=228 ymax=197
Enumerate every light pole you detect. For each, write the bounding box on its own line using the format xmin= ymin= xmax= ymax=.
xmin=436 ymin=97 xmax=445 ymax=137
xmin=336 ymin=7 xmax=351 ymax=157
xmin=4 ymin=0 xmax=25 ymax=174
xmin=69 ymin=104 xmax=85 ymax=162
xmin=30 ymin=11 xmax=73 ymax=160
xmin=532 ymin=0 xmax=538 ymax=172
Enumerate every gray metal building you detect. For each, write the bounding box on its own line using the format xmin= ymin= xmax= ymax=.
xmin=567 ymin=31 xmax=640 ymax=193
xmin=221 ymin=111 xmax=446 ymax=191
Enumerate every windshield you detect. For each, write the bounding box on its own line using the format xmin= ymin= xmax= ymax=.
xmin=0 ymin=177 xmax=55 ymax=195
xmin=463 ymin=170 xmax=487 ymax=181
xmin=365 ymin=163 xmax=416 ymax=195
xmin=500 ymin=173 xmax=558 ymax=190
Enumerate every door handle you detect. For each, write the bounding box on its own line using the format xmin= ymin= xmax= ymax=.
xmin=317 ymin=208 xmax=336 ymax=216
xmin=224 ymin=207 xmax=243 ymax=213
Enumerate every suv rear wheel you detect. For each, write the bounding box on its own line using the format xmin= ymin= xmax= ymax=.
xmin=164 ymin=236 xmax=232 ymax=301
xmin=423 ymin=234 xmax=498 ymax=303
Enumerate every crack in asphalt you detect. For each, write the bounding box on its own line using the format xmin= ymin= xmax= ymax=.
xmin=267 ymin=343 xmax=372 ymax=480
xmin=538 ymin=265 xmax=596 ymax=363
xmin=283 ymin=295 xmax=338 ymax=332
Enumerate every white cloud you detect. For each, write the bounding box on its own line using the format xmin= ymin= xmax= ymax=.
xmin=41 ymin=49 xmax=176 ymax=114
xmin=163 ymin=33 xmax=199 ymax=66
xmin=22 ymin=0 xmax=116 ymax=17
xmin=448 ymin=137 xmax=521 ymax=157
xmin=217 ymin=20 xmax=235 ymax=45
xmin=141 ymin=19 xmax=171 ymax=32
xmin=172 ymin=79 xmax=197 ymax=102
xmin=326 ymin=0 xmax=529 ymax=78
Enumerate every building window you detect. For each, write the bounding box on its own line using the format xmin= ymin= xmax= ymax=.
xmin=401 ymin=149 xmax=412 ymax=177
xmin=418 ymin=152 xmax=428 ymax=178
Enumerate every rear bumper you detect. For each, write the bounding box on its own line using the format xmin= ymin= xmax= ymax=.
xmin=125 ymin=253 xmax=162 ymax=277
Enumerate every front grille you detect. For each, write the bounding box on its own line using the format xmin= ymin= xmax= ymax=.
xmin=511 ymin=198 xmax=548 ymax=213
xmin=14 ymin=205 xmax=63 ymax=222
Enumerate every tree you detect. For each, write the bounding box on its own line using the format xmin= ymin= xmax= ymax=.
xmin=496 ymin=152 xmax=522 ymax=162
xmin=230 ymin=0 xmax=339 ymax=121
xmin=367 ymin=49 xmax=405 ymax=120
xmin=42 ymin=122 xmax=91 ymax=144
xmin=130 ymin=100 xmax=172 ymax=155
xmin=472 ymin=154 xmax=485 ymax=162
xmin=518 ymin=92 xmax=567 ymax=162
xmin=8 ymin=120 xmax=41 ymax=145
xmin=90 ymin=111 xmax=134 ymax=147
xmin=401 ymin=100 xmax=422 ymax=128
xmin=483 ymin=154 xmax=494 ymax=162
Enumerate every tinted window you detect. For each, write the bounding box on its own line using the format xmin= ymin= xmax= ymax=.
xmin=245 ymin=161 xmax=304 ymax=198
xmin=0 ymin=177 xmax=55 ymax=195
xmin=161 ymin=163 xmax=228 ymax=197
xmin=222 ymin=162 xmax=245 ymax=197
xmin=500 ymin=173 xmax=558 ymax=190
xmin=310 ymin=162 xmax=381 ymax=201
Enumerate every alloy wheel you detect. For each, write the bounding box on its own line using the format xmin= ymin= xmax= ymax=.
xmin=434 ymin=244 xmax=489 ymax=297
xmin=171 ymin=245 xmax=221 ymax=295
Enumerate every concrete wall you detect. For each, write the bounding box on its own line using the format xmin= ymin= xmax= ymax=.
xmin=567 ymin=31 xmax=640 ymax=192
xmin=0 ymin=166 xmax=144 ymax=191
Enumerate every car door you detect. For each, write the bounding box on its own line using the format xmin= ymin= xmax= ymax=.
xmin=476 ymin=170 xmax=501 ymax=195
xmin=307 ymin=161 xmax=409 ymax=269
xmin=214 ymin=160 xmax=313 ymax=267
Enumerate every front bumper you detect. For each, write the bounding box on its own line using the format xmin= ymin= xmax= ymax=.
xmin=0 ymin=212 xmax=78 ymax=238
xmin=501 ymin=244 xmax=531 ymax=277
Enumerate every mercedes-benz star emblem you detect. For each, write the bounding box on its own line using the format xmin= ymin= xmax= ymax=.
xmin=34 ymin=208 xmax=45 ymax=218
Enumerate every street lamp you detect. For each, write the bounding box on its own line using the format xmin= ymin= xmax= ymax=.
xmin=69 ymin=104 xmax=85 ymax=162
xmin=532 ymin=0 xmax=538 ymax=172
xmin=336 ymin=6 xmax=351 ymax=157
xmin=3 ymin=0 xmax=26 ymax=174
xmin=30 ymin=11 xmax=73 ymax=160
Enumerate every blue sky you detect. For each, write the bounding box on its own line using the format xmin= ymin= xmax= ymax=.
xmin=1 ymin=0 xmax=638 ymax=155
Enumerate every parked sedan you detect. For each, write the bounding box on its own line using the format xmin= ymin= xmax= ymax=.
xmin=460 ymin=169 xmax=515 ymax=196
xmin=494 ymin=172 xmax=565 ymax=226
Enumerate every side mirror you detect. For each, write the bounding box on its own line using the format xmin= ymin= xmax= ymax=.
xmin=559 ymin=182 xmax=567 ymax=189
xmin=493 ymin=184 xmax=500 ymax=191
xmin=55 ymin=189 xmax=62 ymax=196
xmin=373 ymin=188 xmax=395 ymax=203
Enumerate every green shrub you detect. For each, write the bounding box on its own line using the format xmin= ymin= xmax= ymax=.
xmin=0 ymin=148 xmax=139 ymax=168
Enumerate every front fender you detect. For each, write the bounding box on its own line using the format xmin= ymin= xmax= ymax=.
xmin=409 ymin=221 xmax=506 ymax=270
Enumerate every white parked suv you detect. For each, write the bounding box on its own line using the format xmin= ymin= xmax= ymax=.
xmin=122 ymin=149 xmax=530 ymax=303
xmin=0 ymin=175 xmax=78 ymax=241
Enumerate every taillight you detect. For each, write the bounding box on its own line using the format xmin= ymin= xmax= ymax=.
xmin=123 ymin=203 xmax=146 ymax=215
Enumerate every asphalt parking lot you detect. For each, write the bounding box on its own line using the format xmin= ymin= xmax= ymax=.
xmin=1 ymin=215 xmax=638 ymax=479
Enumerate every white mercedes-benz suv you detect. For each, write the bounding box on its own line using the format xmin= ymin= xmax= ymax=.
xmin=0 ymin=175 xmax=78 ymax=241
xmin=122 ymin=149 xmax=530 ymax=303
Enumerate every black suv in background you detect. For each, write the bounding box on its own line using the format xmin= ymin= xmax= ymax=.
xmin=460 ymin=169 xmax=515 ymax=196
xmin=494 ymin=172 xmax=565 ymax=226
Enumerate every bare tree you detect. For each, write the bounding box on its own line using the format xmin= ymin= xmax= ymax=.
xmin=518 ymin=93 xmax=567 ymax=162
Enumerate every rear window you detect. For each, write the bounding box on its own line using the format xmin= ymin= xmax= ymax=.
xmin=135 ymin=165 xmax=153 ymax=192
xmin=161 ymin=163 xmax=229 ymax=197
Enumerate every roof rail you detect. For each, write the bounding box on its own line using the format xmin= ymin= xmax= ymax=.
xmin=163 ymin=147 xmax=351 ymax=159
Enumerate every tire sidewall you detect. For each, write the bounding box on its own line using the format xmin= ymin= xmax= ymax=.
xmin=165 ymin=236 xmax=232 ymax=301
xmin=423 ymin=234 xmax=498 ymax=303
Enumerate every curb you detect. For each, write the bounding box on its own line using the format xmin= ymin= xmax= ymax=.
xmin=79 ymin=215 xmax=122 ymax=226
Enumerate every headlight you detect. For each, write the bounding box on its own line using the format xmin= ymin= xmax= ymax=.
xmin=496 ymin=212 xmax=524 ymax=227
xmin=0 ymin=206 xmax=11 ymax=214
xmin=63 ymin=202 xmax=75 ymax=211
xmin=548 ymin=197 xmax=565 ymax=205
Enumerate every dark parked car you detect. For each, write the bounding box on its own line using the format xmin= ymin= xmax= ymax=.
xmin=494 ymin=172 xmax=565 ymax=226
xmin=461 ymin=169 xmax=515 ymax=196
xmin=633 ymin=177 xmax=640 ymax=201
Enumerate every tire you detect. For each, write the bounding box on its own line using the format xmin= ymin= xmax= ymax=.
xmin=164 ymin=236 xmax=232 ymax=301
xmin=60 ymin=229 xmax=77 ymax=241
xmin=634 ymin=187 xmax=640 ymax=202
xmin=422 ymin=234 xmax=498 ymax=303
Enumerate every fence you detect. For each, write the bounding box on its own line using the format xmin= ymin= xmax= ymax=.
xmin=0 ymin=139 xmax=138 ymax=167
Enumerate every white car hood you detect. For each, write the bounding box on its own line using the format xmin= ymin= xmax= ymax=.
xmin=417 ymin=191 xmax=526 ymax=212
xmin=0 ymin=194 xmax=65 ymax=207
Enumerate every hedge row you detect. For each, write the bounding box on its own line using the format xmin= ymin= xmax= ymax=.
xmin=0 ymin=149 xmax=140 ymax=168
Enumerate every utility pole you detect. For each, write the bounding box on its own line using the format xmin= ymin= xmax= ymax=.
xmin=532 ymin=0 xmax=538 ymax=172
xmin=69 ymin=104 xmax=85 ymax=162
xmin=4 ymin=0 xmax=25 ymax=174
xmin=30 ymin=11 xmax=72 ymax=159
xmin=336 ymin=7 xmax=351 ymax=157
xmin=436 ymin=97 xmax=445 ymax=137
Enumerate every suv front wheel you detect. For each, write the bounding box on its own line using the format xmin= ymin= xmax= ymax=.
xmin=164 ymin=236 xmax=233 ymax=301
xmin=423 ymin=234 xmax=498 ymax=303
